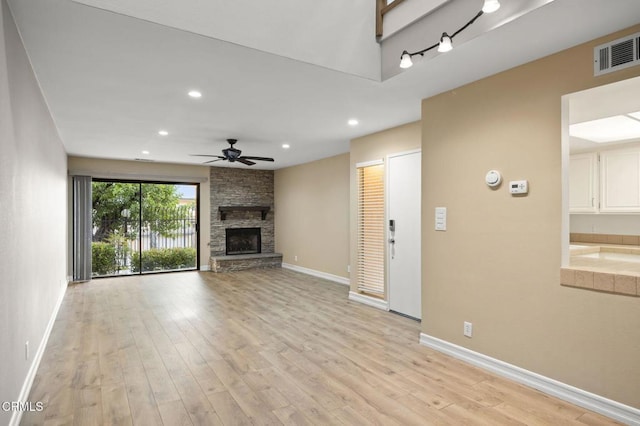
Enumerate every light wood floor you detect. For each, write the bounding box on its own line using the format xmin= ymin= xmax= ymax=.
xmin=23 ymin=268 xmax=621 ymax=425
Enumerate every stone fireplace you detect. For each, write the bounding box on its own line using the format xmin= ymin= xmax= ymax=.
xmin=209 ymin=167 xmax=282 ymax=272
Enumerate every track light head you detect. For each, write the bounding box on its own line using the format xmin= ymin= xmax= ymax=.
xmin=400 ymin=51 xmax=413 ymax=69
xmin=482 ymin=0 xmax=500 ymax=13
xmin=437 ymin=32 xmax=453 ymax=53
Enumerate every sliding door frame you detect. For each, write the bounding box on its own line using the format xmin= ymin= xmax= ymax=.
xmin=91 ymin=178 xmax=200 ymax=277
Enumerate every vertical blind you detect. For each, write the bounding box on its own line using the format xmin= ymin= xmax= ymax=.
xmin=73 ymin=175 xmax=92 ymax=281
xmin=357 ymin=162 xmax=385 ymax=295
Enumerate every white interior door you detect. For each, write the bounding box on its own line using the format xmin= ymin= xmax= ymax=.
xmin=388 ymin=151 xmax=421 ymax=319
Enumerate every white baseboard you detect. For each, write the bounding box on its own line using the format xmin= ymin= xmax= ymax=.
xmin=282 ymin=263 xmax=350 ymax=286
xmin=10 ymin=282 xmax=67 ymax=426
xmin=419 ymin=333 xmax=640 ymax=425
xmin=348 ymin=291 xmax=389 ymax=311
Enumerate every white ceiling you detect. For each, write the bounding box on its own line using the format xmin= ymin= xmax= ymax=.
xmin=69 ymin=0 xmax=382 ymax=81
xmin=569 ymin=75 xmax=640 ymax=153
xmin=7 ymin=0 xmax=640 ymax=170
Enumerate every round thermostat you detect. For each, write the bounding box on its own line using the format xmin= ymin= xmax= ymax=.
xmin=485 ymin=170 xmax=502 ymax=187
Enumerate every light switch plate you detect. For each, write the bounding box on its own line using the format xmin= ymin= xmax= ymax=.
xmin=463 ymin=322 xmax=473 ymax=338
xmin=435 ymin=207 xmax=446 ymax=231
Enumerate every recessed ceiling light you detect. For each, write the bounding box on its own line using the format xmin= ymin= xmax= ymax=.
xmin=158 ymin=130 xmax=169 ymax=136
xmin=570 ymin=115 xmax=640 ymax=143
xmin=282 ymin=144 xmax=290 ymax=149
xmin=348 ymin=119 xmax=359 ymax=126
xmin=188 ymin=90 xmax=202 ymax=98
xmin=142 ymin=150 xmax=150 ymax=155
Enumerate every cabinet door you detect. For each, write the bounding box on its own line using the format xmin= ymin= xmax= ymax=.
xmin=600 ymin=149 xmax=640 ymax=213
xmin=570 ymin=153 xmax=598 ymax=213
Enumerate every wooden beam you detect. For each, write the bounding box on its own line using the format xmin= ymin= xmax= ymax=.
xmin=376 ymin=0 xmax=385 ymax=38
xmin=376 ymin=0 xmax=407 ymax=39
xmin=381 ymin=0 xmax=405 ymax=16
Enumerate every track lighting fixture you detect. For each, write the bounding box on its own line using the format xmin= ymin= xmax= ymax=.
xmin=399 ymin=0 xmax=500 ymax=69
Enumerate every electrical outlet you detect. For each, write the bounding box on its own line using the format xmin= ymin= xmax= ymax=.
xmin=463 ymin=322 xmax=473 ymax=338
xmin=347 ymin=265 xmax=351 ymax=273
xmin=294 ymin=255 xmax=298 ymax=262
xmin=25 ymin=341 xmax=29 ymax=360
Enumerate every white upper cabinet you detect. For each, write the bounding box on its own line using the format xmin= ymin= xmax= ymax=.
xmin=600 ymin=148 xmax=640 ymax=213
xmin=570 ymin=153 xmax=599 ymax=213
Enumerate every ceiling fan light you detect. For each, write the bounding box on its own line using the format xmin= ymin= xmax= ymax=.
xmin=437 ymin=32 xmax=453 ymax=53
xmin=400 ymin=51 xmax=413 ymax=69
xmin=482 ymin=0 xmax=500 ymax=13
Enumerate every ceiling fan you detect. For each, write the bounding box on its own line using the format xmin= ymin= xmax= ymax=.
xmin=191 ymin=139 xmax=275 ymax=166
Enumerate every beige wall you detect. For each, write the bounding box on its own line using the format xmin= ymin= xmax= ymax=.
xmin=275 ymin=154 xmax=349 ymax=278
xmin=350 ymin=121 xmax=421 ymax=294
xmin=421 ymin=25 xmax=640 ymax=407
xmin=67 ymin=156 xmax=211 ymax=269
xmin=0 ymin=2 xmax=68 ymax=424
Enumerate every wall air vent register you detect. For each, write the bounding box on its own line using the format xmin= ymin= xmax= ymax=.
xmin=594 ymin=31 xmax=640 ymax=76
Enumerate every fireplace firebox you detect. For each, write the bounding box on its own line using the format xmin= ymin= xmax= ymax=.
xmin=225 ymin=228 xmax=261 ymax=255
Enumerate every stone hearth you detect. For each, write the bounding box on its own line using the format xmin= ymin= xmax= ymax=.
xmin=210 ymin=253 xmax=283 ymax=273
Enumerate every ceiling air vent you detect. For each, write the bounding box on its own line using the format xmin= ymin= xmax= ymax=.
xmin=594 ymin=32 xmax=640 ymax=76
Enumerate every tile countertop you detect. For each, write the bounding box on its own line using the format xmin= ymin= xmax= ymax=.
xmin=569 ymin=243 xmax=640 ymax=276
xmin=562 ymin=243 xmax=640 ymax=297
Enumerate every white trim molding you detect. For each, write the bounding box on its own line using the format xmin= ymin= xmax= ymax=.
xmin=68 ymin=169 xmax=208 ymax=183
xmin=282 ymin=263 xmax=349 ymax=286
xmin=348 ymin=291 xmax=389 ymax=311
xmin=355 ymin=159 xmax=384 ymax=168
xmin=387 ymin=148 xmax=421 ymax=159
xmin=420 ymin=333 xmax=640 ymax=425
xmin=10 ymin=283 xmax=67 ymax=426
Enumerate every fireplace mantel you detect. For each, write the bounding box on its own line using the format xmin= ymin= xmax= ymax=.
xmin=218 ymin=205 xmax=270 ymax=220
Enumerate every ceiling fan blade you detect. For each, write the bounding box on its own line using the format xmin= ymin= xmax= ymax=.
xmin=236 ymin=158 xmax=256 ymax=166
xmin=203 ymin=158 xmax=225 ymax=164
xmin=240 ymin=156 xmax=274 ymax=162
xmin=190 ymin=154 xmax=226 ymax=158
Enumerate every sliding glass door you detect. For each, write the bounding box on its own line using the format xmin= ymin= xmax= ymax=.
xmin=91 ymin=181 xmax=140 ymax=276
xmin=137 ymin=183 xmax=198 ymax=273
xmin=91 ymin=180 xmax=198 ymax=277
